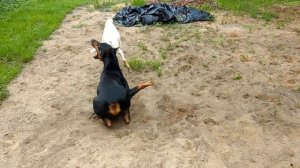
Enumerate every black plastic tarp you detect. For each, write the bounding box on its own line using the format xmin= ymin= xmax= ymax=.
xmin=113 ymin=3 xmax=213 ymax=27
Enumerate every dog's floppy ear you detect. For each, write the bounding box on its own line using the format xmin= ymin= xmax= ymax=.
xmin=91 ymin=39 xmax=101 ymax=59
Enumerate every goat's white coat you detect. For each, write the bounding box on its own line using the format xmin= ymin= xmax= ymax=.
xmin=101 ymin=19 xmax=121 ymax=49
xmin=90 ymin=19 xmax=129 ymax=68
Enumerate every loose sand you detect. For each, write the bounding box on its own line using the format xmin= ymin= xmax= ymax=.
xmin=1 ymin=5 xmax=300 ymax=168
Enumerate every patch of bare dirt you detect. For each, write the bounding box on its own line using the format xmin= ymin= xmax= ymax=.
xmin=0 ymin=5 xmax=299 ymax=168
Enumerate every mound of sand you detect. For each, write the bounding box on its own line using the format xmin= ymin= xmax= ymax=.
xmin=0 ymin=5 xmax=299 ymax=168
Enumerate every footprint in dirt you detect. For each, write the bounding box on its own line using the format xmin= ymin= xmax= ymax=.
xmin=176 ymin=55 xmax=201 ymax=73
xmin=255 ymin=94 xmax=280 ymax=103
xmin=115 ymin=129 xmax=133 ymax=138
xmin=203 ymin=118 xmax=219 ymax=126
xmin=177 ymin=55 xmax=201 ymax=66
xmin=88 ymin=113 xmax=98 ymax=121
xmin=140 ymin=128 xmax=160 ymax=142
xmin=177 ymin=64 xmax=192 ymax=73
xmin=156 ymin=94 xmax=199 ymax=127
xmin=190 ymin=84 xmax=208 ymax=97
xmin=2 ymin=133 xmax=16 ymax=147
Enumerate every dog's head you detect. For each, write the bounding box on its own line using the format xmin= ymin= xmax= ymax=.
xmin=91 ymin=40 xmax=117 ymax=60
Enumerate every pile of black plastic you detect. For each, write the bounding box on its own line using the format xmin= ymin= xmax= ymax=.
xmin=113 ymin=3 xmax=213 ymax=27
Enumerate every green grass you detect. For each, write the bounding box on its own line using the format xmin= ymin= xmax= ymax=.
xmin=0 ymin=0 xmax=91 ymax=101
xmin=123 ymin=0 xmax=146 ymax=6
xmin=196 ymin=0 xmax=299 ymax=21
xmin=128 ymin=57 xmax=162 ymax=76
xmin=131 ymin=0 xmax=146 ymax=6
xmin=0 ymin=0 xmax=25 ymax=15
xmin=93 ymin=0 xmax=119 ymax=9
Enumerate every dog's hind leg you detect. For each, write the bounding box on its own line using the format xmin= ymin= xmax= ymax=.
xmin=123 ymin=109 xmax=130 ymax=124
xmin=103 ymin=118 xmax=112 ymax=127
xmin=118 ymin=48 xmax=131 ymax=70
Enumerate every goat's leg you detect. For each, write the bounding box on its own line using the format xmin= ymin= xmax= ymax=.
xmin=118 ymin=48 xmax=131 ymax=70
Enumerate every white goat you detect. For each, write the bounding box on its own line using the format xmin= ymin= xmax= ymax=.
xmin=90 ymin=19 xmax=131 ymax=69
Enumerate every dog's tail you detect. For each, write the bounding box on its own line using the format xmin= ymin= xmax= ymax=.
xmin=129 ymin=81 xmax=154 ymax=97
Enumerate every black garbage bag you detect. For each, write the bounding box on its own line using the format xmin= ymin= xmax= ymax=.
xmin=113 ymin=3 xmax=213 ymax=27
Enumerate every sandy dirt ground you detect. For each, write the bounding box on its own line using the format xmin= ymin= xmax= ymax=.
xmin=1 ymin=5 xmax=300 ymax=168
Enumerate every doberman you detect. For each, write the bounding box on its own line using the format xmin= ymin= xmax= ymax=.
xmin=91 ymin=40 xmax=154 ymax=127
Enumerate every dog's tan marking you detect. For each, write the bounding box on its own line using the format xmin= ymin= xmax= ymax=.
xmin=108 ymin=103 xmax=121 ymax=116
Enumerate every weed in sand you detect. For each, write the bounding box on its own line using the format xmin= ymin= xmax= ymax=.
xmin=232 ymin=72 xmax=242 ymax=80
xmin=194 ymin=31 xmax=202 ymax=42
xmin=243 ymin=24 xmax=257 ymax=33
xmin=240 ymin=55 xmax=252 ymax=62
xmin=166 ymin=41 xmax=180 ymax=51
xmin=296 ymin=103 xmax=300 ymax=109
xmin=156 ymin=68 xmax=162 ymax=77
xmin=139 ymin=26 xmax=152 ymax=33
xmin=128 ymin=58 xmax=144 ymax=71
xmin=221 ymin=13 xmax=236 ymax=24
xmin=138 ymin=42 xmax=148 ymax=53
xmin=294 ymin=87 xmax=300 ymax=93
xmin=128 ymin=57 xmax=162 ymax=76
xmin=161 ymin=36 xmax=170 ymax=42
xmin=42 ymin=48 xmax=47 ymax=53
xmin=258 ymin=60 xmax=266 ymax=65
xmin=159 ymin=47 xmax=167 ymax=59
xmin=276 ymin=20 xmax=286 ymax=29
xmin=72 ymin=23 xmax=87 ymax=28
xmin=276 ymin=17 xmax=292 ymax=29
xmin=158 ymin=23 xmax=182 ymax=31
xmin=202 ymin=64 xmax=209 ymax=69
xmin=217 ymin=36 xmax=226 ymax=47
xmin=273 ymin=108 xmax=282 ymax=117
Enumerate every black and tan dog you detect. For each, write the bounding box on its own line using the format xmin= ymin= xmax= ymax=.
xmin=91 ymin=40 xmax=154 ymax=127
